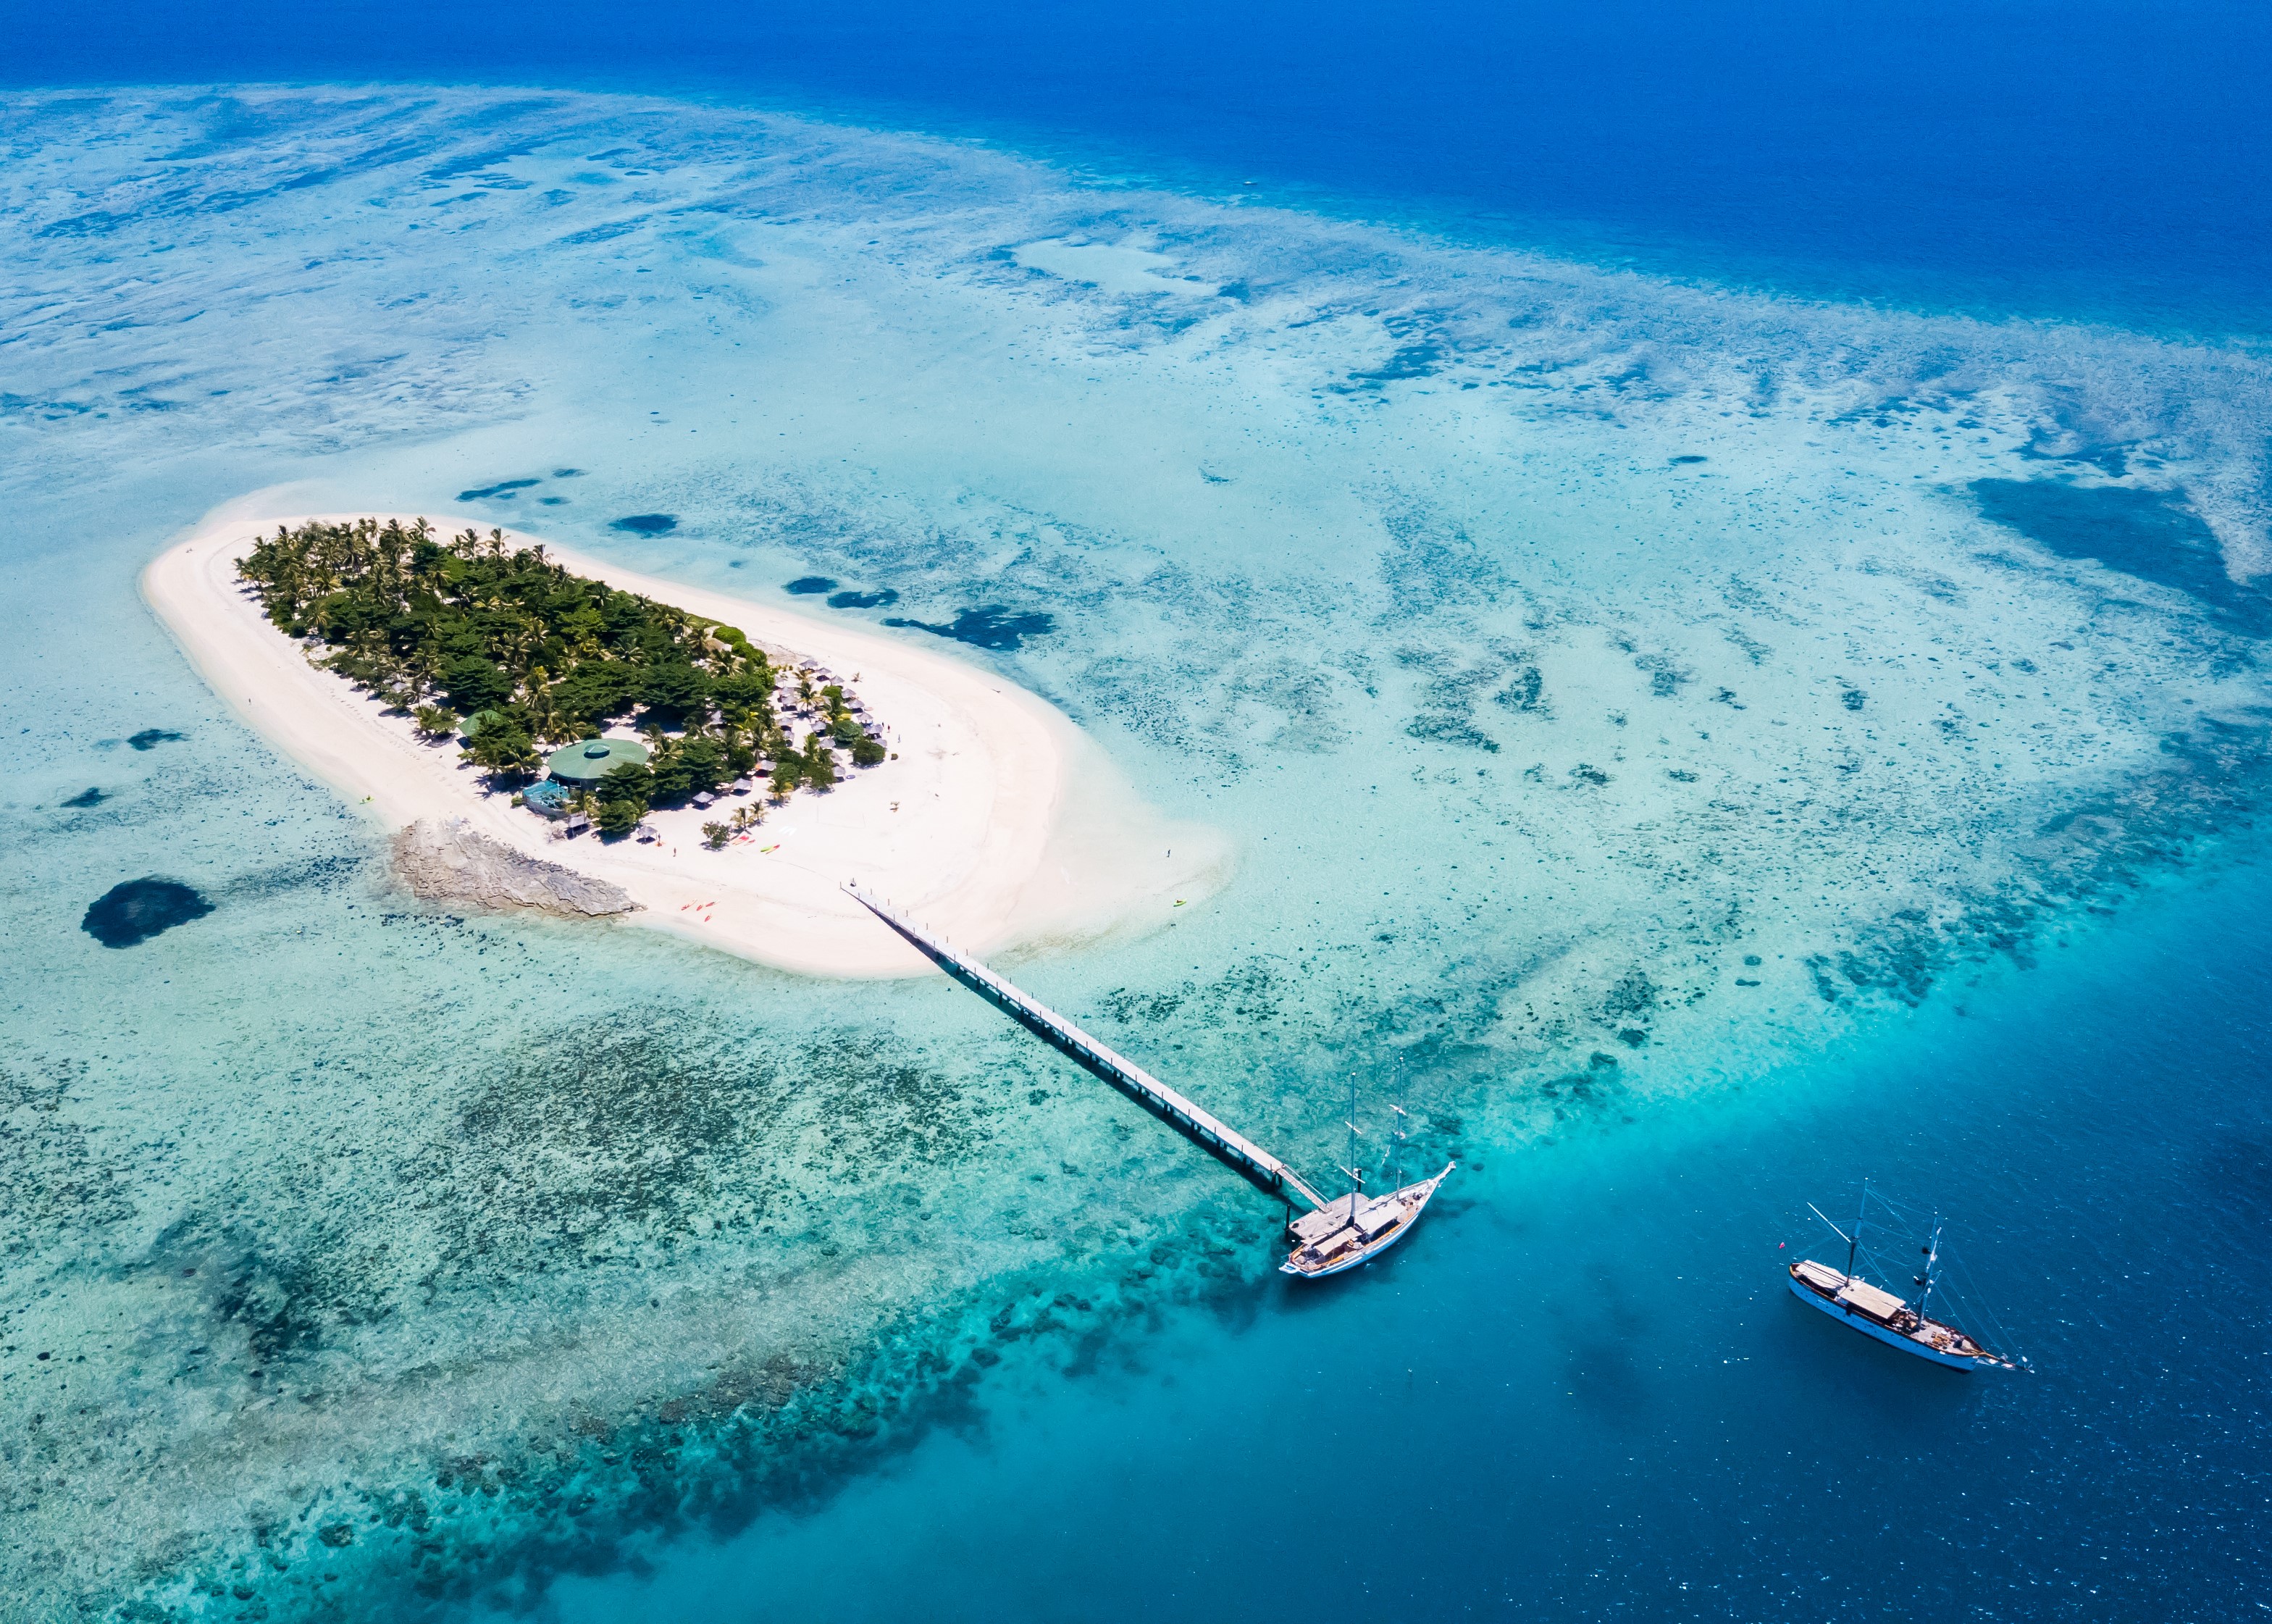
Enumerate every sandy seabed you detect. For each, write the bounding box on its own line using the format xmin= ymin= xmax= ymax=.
xmin=144 ymin=499 xmax=1228 ymax=977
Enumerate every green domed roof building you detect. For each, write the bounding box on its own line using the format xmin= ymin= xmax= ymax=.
xmin=547 ymin=737 xmax=650 ymax=786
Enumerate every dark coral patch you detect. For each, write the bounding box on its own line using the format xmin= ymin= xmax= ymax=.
xmin=609 ymin=514 xmax=678 ymax=535
xmin=83 ymin=878 xmax=214 ymax=947
xmin=883 ymin=606 xmax=1055 ymax=651
xmin=1972 ymin=478 xmax=2265 ymax=629
xmin=1495 ymin=667 xmax=1544 ymax=711
xmin=1405 ymin=714 xmax=1499 ymax=752
xmin=784 ymin=576 xmax=838 ymax=595
xmin=61 ymin=787 xmax=107 ymax=807
xmin=127 ymin=729 xmax=183 ymax=750
xmin=826 ymin=588 xmax=900 ymax=610
xmin=457 ymin=478 xmax=541 ymax=500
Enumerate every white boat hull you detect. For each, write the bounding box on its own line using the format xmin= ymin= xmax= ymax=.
xmin=1280 ymin=1164 xmax=1451 ymax=1278
xmin=1787 ymin=1264 xmax=2008 ymax=1370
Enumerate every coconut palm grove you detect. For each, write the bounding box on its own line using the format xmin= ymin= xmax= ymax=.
xmin=237 ymin=516 xmax=883 ymax=832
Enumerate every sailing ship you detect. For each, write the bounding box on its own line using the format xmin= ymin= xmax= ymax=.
xmin=1788 ymin=1187 xmax=2020 ymax=1371
xmin=841 ymin=885 xmax=1457 ymax=1284
xmin=1281 ymin=1079 xmax=1453 ymax=1278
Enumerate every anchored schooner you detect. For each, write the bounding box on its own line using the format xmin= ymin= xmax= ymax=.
xmin=1788 ymin=1186 xmax=2021 ymax=1371
xmin=1280 ymin=1076 xmax=1453 ymax=1279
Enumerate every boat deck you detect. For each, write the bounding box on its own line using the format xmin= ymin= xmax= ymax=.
xmin=1789 ymin=1258 xmax=2000 ymax=1363
xmin=1280 ymin=1168 xmax=1450 ymax=1278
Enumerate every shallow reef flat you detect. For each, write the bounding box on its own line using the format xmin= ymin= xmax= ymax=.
xmin=3 ymin=87 xmax=2271 ymax=1618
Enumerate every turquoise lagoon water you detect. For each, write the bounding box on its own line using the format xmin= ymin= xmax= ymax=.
xmin=2 ymin=82 xmax=2270 ymax=1619
xmin=550 ymin=861 xmax=2272 ymax=1621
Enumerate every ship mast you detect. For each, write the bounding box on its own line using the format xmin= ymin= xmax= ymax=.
xmin=1388 ymin=1058 xmax=1407 ymax=1192
xmin=1913 ymin=1211 xmax=1944 ymax=1318
xmin=1337 ymin=1074 xmax=1365 ymax=1222
xmin=1848 ymin=1183 xmax=1866 ymax=1284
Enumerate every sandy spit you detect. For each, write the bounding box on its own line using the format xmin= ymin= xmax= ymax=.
xmin=142 ymin=503 xmax=1229 ymax=978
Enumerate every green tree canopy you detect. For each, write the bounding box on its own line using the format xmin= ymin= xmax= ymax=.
xmin=463 ymin=716 xmax=540 ymax=777
xmin=678 ymin=735 xmax=729 ymax=795
xmin=802 ymin=734 xmax=839 ymax=790
xmin=238 ymin=517 xmax=773 ymax=750
xmin=597 ymin=759 xmax=653 ymax=816
xmin=595 ymin=797 xmax=643 ymax=838
xmin=710 ymin=669 xmax=775 ymax=719
xmin=641 ymin=661 xmax=710 ymax=720
xmin=440 ymin=656 xmax=513 ymax=714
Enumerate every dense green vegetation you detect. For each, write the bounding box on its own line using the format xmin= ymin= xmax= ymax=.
xmin=823 ymin=683 xmax=891 ymax=769
xmin=238 ymin=518 xmax=884 ymax=833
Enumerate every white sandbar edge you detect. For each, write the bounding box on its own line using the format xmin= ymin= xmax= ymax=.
xmin=142 ymin=503 xmax=1230 ymax=979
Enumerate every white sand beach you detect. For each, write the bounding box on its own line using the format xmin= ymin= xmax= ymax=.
xmin=143 ymin=502 xmax=1228 ymax=977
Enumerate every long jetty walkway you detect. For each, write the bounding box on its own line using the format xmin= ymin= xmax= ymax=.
xmin=844 ymin=884 xmax=1329 ymax=1210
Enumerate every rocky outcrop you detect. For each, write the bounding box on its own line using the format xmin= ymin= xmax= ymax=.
xmin=390 ymin=817 xmax=638 ymax=918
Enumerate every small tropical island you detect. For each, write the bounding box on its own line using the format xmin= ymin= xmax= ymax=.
xmin=146 ymin=505 xmax=1224 ymax=976
xmin=237 ymin=516 xmax=889 ymax=840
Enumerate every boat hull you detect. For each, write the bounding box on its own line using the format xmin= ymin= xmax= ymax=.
xmin=1786 ymin=1267 xmax=2001 ymax=1370
xmin=1280 ymin=1165 xmax=1451 ymax=1278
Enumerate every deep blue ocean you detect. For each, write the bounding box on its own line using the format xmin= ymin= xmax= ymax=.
xmin=7 ymin=4 xmax=2270 ymax=1618
xmin=548 ymin=862 xmax=2272 ymax=1621
xmin=11 ymin=0 xmax=2271 ymax=332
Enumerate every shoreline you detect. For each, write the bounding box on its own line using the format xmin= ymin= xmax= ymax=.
xmin=142 ymin=503 xmax=1228 ymax=978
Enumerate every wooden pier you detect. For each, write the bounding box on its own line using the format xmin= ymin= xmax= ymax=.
xmin=844 ymin=883 xmax=1330 ymax=1210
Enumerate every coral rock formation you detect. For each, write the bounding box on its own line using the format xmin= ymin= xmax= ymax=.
xmin=390 ymin=817 xmax=638 ymax=917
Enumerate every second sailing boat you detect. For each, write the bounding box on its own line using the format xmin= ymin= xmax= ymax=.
xmin=1788 ymin=1186 xmax=2019 ymax=1371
